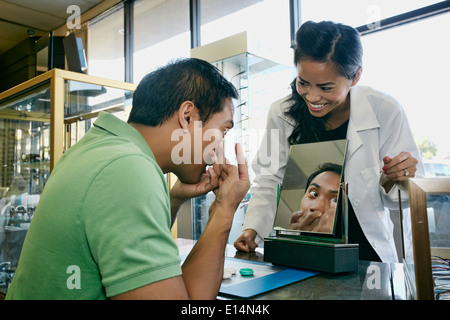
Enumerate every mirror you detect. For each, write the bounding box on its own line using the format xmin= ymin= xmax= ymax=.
xmin=273 ymin=140 xmax=347 ymax=235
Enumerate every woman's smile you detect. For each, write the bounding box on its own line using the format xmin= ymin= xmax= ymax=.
xmin=306 ymin=101 xmax=329 ymax=112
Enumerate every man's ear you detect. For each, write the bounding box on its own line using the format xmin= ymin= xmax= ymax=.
xmin=351 ymin=67 xmax=363 ymax=86
xmin=178 ymin=101 xmax=194 ymax=132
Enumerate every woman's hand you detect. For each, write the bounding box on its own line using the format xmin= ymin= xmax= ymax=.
xmin=382 ymin=152 xmax=418 ymax=180
xmin=234 ymin=229 xmax=258 ymax=252
xmin=382 ymin=152 xmax=418 ymax=192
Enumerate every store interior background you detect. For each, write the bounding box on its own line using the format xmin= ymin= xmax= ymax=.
xmin=0 ymin=0 xmax=449 ymax=249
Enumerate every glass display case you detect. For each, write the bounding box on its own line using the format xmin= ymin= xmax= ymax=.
xmin=187 ymin=32 xmax=296 ymax=242
xmin=401 ymin=177 xmax=450 ymax=300
xmin=0 ymin=69 xmax=136 ymax=291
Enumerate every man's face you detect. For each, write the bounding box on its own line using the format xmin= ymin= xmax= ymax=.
xmin=176 ymin=98 xmax=234 ymax=184
xmin=300 ymin=171 xmax=340 ymax=217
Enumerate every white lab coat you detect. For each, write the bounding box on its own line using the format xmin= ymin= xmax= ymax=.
xmin=242 ymin=85 xmax=424 ymax=263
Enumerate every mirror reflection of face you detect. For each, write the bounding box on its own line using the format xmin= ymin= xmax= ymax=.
xmin=295 ymin=170 xmax=340 ymax=233
xmin=302 ymin=171 xmax=340 ymax=215
xmin=273 ymin=140 xmax=347 ymax=234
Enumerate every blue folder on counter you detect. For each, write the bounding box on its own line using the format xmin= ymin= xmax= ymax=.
xmin=219 ymin=257 xmax=317 ymax=298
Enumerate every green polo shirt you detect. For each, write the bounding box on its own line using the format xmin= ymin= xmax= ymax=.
xmin=6 ymin=112 xmax=182 ymax=300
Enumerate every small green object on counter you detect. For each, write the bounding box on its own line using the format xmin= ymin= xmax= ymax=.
xmin=239 ymin=268 xmax=254 ymax=276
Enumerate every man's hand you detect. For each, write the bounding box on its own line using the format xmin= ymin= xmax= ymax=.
xmin=289 ymin=210 xmax=321 ymax=231
xmin=209 ymin=143 xmax=250 ymax=221
xmin=169 ymin=143 xmax=225 ymax=225
xmin=170 ymin=166 xmax=219 ymax=202
xmin=289 ymin=203 xmax=336 ymax=233
xmin=181 ymin=143 xmax=250 ymax=299
xmin=312 ymin=203 xmax=336 ymax=233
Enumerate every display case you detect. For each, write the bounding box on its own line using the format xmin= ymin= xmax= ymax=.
xmin=0 ymin=69 xmax=136 ymax=289
xmin=401 ymin=177 xmax=450 ymax=300
xmin=184 ymin=32 xmax=296 ymax=241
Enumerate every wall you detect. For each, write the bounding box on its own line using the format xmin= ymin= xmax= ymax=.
xmin=0 ymin=37 xmax=38 ymax=93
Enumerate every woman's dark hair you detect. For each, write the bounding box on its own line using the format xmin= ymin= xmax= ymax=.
xmin=128 ymin=58 xmax=238 ymax=126
xmin=285 ymin=21 xmax=363 ymax=145
xmin=305 ymin=162 xmax=343 ymax=191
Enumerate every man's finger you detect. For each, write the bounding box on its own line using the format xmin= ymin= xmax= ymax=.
xmin=217 ymin=141 xmax=225 ymax=165
xmin=289 ymin=211 xmax=302 ymax=224
xmin=302 ymin=211 xmax=322 ymax=226
xmin=235 ymin=143 xmax=249 ymax=180
xmin=210 ymin=150 xmax=221 ymax=178
xmin=207 ymin=167 xmax=219 ymax=189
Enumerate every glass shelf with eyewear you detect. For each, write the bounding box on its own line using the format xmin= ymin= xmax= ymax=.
xmin=401 ymin=177 xmax=450 ymax=300
xmin=0 ymin=69 xmax=136 ymax=278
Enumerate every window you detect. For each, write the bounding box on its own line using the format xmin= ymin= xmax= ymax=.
xmin=359 ymin=12 xmax=450 ymax=159
xmin=200 ymin=0 xmax=260 ymax=45
xmin=87 ymin=6 xmax=125 ymax=81
xmin=200 ymin=0 xmax=291 ymax=53
xmin=133 ymin=0 xmax=190 ymax=83
xmin=301 ymin=0 xmax=443 ymax=27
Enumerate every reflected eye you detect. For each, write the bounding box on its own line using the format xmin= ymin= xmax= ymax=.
xmin=309 ymin=190 xmax=318 ymax=197
xmin=331 ymin=198 xmax=338 ymax=203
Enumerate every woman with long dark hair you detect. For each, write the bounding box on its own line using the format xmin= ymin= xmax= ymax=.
xmin=234 ymin=21 xmax=424 ymax=262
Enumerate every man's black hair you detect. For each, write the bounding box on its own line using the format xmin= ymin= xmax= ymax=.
xmin=305 ymin=162 xmax=343 ymax=191
xmin=128 ymin=58 xmax=238 ymax=126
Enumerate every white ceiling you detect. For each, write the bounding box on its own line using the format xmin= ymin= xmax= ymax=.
xmin=0 ymin=0 xmax=105 ymax=55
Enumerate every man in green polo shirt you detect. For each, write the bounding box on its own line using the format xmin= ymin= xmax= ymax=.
xmin=6 ymin=58 xmax=249 ymax=300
